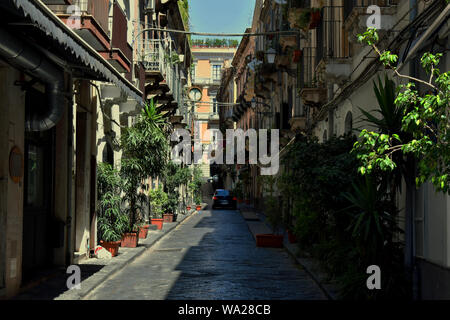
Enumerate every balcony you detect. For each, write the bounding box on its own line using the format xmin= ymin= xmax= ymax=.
xmin=99 ymin=3 xmax=132 ymax=74
xmin=56 ymin=0 xmax=110 ymax=51
xmin=344 ymin=0 xmax=398 ymax=41
xmin=315 ymin=6 xmax=352 ymax=84
xmin=193 ymin=77 xmax=222 ymax=87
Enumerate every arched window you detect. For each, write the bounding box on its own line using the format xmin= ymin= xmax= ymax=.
xmin=345 ymin=111 xmax=353 ymax=135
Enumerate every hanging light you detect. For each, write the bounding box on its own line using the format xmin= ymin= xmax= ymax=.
xmin=266 ymin=48 xmax=276 ymax=64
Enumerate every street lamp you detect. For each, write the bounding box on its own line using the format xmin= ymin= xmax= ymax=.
xmin=266 ymin=47 xmax=276 ymax=64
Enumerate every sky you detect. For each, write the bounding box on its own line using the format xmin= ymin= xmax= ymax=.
xmin=189 ymin=0 xmax=256 ymax=41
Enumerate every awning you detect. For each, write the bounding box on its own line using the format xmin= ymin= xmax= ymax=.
xmin=13 ymin=0 xmax=144 ymax=104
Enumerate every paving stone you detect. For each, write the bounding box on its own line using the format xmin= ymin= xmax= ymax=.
xmin=84 ymin=208 xmax=326 ymax=300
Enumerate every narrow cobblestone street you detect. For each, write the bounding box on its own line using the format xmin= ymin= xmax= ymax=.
xmin=85 ymin=208 xmax=326 ymax=300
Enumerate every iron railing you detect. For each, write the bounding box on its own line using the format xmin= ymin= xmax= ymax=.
xmin=316 ymin=6 xmax=350 ymax=64
xmin=344 ymin=0 xmax=399 ymax=20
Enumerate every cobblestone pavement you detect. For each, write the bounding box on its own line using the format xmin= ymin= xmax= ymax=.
xmin=85 ymin=208 xmax=326 ymax=300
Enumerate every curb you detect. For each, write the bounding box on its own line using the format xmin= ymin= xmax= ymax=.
xmin=238 ymin=207 xmax=338 ymax=300
xmin=57 ymin=209 xmax=199 ymax=300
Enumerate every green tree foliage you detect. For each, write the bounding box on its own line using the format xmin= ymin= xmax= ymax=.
xmin=120 ymin=99 xmax=170 ymax=231
xmin=354 ymin=28 xmax=450 ymax=194
xmin=191 ymin=38 xmax=239 ymax=47
xmin=148 ymin=188 xmax=168 ymax=219
xmin=97 ymin=163 xmax=128 ymax=242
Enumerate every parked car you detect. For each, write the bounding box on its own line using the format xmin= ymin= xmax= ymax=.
xmin=212 ymin=189 xmax=237 ymax=210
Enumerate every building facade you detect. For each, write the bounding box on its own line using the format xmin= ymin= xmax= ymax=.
xmin=0 ymin=0 xmax=191 ymax=299
xmin=190 ymin=45 xmax=236 ymax=179
xmin=220 ymin=0 xmax=450 ymax=299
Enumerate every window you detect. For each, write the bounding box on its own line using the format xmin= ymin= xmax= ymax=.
xmin=344 ymin=111 xmax=353 ymax=135
xmin=212 ymin=65 xmax=221 ymax=80
xmin=212 ymin=98 xmax=217 ymax=113
xmin=191 ymin=63 xmax=196 ymax=82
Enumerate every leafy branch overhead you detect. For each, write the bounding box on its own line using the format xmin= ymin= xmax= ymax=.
xmin=353 ymin=28 xmax=450 ymax=193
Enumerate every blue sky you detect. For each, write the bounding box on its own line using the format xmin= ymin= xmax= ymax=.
xmin=189 ymin=0 xmax=256 ymax=41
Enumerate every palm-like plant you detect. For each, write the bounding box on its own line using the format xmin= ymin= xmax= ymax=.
xmin=342 ymin=175 xmax=401 ymax=262
xmin=356 ymin=74 xmax=412 ymax=195
xmin=120 ymin=98 xmax=170 ymax=231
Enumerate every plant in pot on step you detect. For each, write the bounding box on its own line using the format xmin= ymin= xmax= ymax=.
xmin=255 ymin=176 xmax=283 ymax=248
xmin=163 ymin=192 xmax=178 ymax=223
xmin=97 ymin=163 xmax=128 ymax=257
xmin=137 ymin=194 xmax=151 ymax=239
xmin=189 ymin=165 xmax=203 ymax=211
xmin=120 ymin=99 xmax=170 ymax=244
xmin=149 ymin=188 xmax=168 ymax=230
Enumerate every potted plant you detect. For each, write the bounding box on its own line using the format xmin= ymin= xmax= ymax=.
xmin=138 ymin=223 xmax=150 ymax=239
xmin=149 ymin=188 xmax=167 ymax=230
xmin=255 ymin=176 xmax=284 ymax=248
xmin=120 ymin=99 xmax=170 ymax=238
xmin=163 ymin=193 xmax=177 ymax=222
xmin=194 ymin=194 xmax=202 ymax=211
xmin=97 ymin=163 xmax=128 ymax=257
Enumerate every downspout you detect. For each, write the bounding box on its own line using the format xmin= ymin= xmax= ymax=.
xmin=0 ymin=27 xmax=65 ymax=131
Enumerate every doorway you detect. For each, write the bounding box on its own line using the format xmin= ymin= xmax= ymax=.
xmin=22 ymin=90 xmax=56 ymax=285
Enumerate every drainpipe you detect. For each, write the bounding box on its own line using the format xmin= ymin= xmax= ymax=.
xmin=0 ymin=27 xmax=65 ymax=131
xmin=66 ymin=77 xmax=74 ymax=266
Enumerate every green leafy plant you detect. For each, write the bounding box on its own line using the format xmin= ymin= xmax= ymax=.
xmin=148 ymin=188 xmax=168 ymax=219
xmin=354 ymin=28 xmax=450 ymax=194
xmin=97 ymin=163 xmax=128 ymax=242
xmin=260 ymin=176 xmax=281 ymax=234
xmin=120 ymin=99 xmax=169 ymax=231
xmin=189 ymin=165 xmax=203 ymax=205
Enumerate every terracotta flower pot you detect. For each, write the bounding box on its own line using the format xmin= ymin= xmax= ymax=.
xmin=255 ymin=234 xmax=284 ymax=248
xmin=138 ymin=226 xmax=149 ymax=239
xmin=287 ymin=230 xmax=297 ymax=244
xmin=163 ymin=213 xmax=174 ymax=223
xmin=196 ymin=205 xmax=201 ymax=211
xmin=187 ymin=206 xmax=191 ymax=211
xmin=100 ymin=240 xmax=121 ymax=257
xmin=151 ymin=218 xmax=164 ymax=230
xmin=121 ymin=232 xmax=139 ymax=248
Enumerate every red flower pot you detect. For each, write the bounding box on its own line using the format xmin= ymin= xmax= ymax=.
xmin=163 ymin=213 xmax=174 ymax=223
xmin=138 ymin=226 xmax=149 ymax=239
xmin=255 ymin=234 xmax=284 ymax=248
xmin=100 ymin=240 xmax=121 ymax=257
xmin=287 ymin=230 xmax=297 ymax=244
xmin=151 ymin=218 xmax=164 ymax=230
xmin=187 ymin=206 xmax=191 ymax=211
xmin=293 ymin=50 xmax=302 ymax=63
xmin=121 ymin=232 xmax=139 ymax=248
xmin=196 ymin=205 xmax=201 ymax=211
